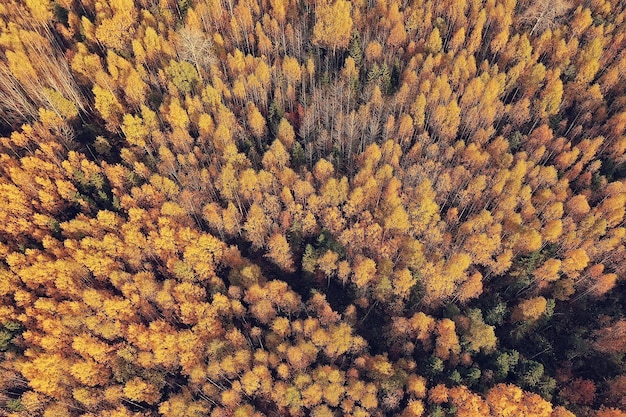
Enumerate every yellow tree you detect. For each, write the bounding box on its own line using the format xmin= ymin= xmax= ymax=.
xmin=486 ymin=383 xmax=553 ymax=417
xmin=464 ymin=309 xmax=497 ymax=354
xmin=434 ymin=319 xmax=460 ymax=361
xmin=94 ymin=0 xmax=137 ymax=53
xmin=247 ymin=103 xmax=267 ymax=141
xmin=561 ymin=249 xmax=590 ymax=279
xmin=276 ymin=118 xmax=296 ymax=150
xmin=511 ymin=297 xmax=548 ymax=322
xmin=93 ymin=85 xmax=123 ymax=129
xmin=534 ymin=259 xmax=561 ymax=283
xmin=353 ymin=256 xmax=377 ymax=289
xmin=244 ymin=203 xmax=270 ymax=249
xmin=312 ymin=0 xmax=353 ymax=52
xmin=449 ymin=385 xmax=491 ymax=417
xmin=267 ymin=233 xmax=295 ymax=272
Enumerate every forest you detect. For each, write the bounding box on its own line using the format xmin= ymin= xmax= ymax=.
xmin=0 ymin=0 xmax=625 ymax=415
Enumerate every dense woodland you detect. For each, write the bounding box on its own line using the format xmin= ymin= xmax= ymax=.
xmin=0 ymin=0 xmax=625 ymax=415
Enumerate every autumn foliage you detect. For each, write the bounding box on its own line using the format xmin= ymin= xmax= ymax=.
xmin=0 ymin=0 xmax=625 ymax=416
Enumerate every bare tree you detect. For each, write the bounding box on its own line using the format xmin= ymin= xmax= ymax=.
xmin=0 ymin=28 xmax=87 ymax=127
xmin=519 ymin=0 xmax=572 ymax=36
xmin=176 ymin=26 xmax=217 ymax=81
xmin=0 ymin=64 xmax=39 ymax=125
